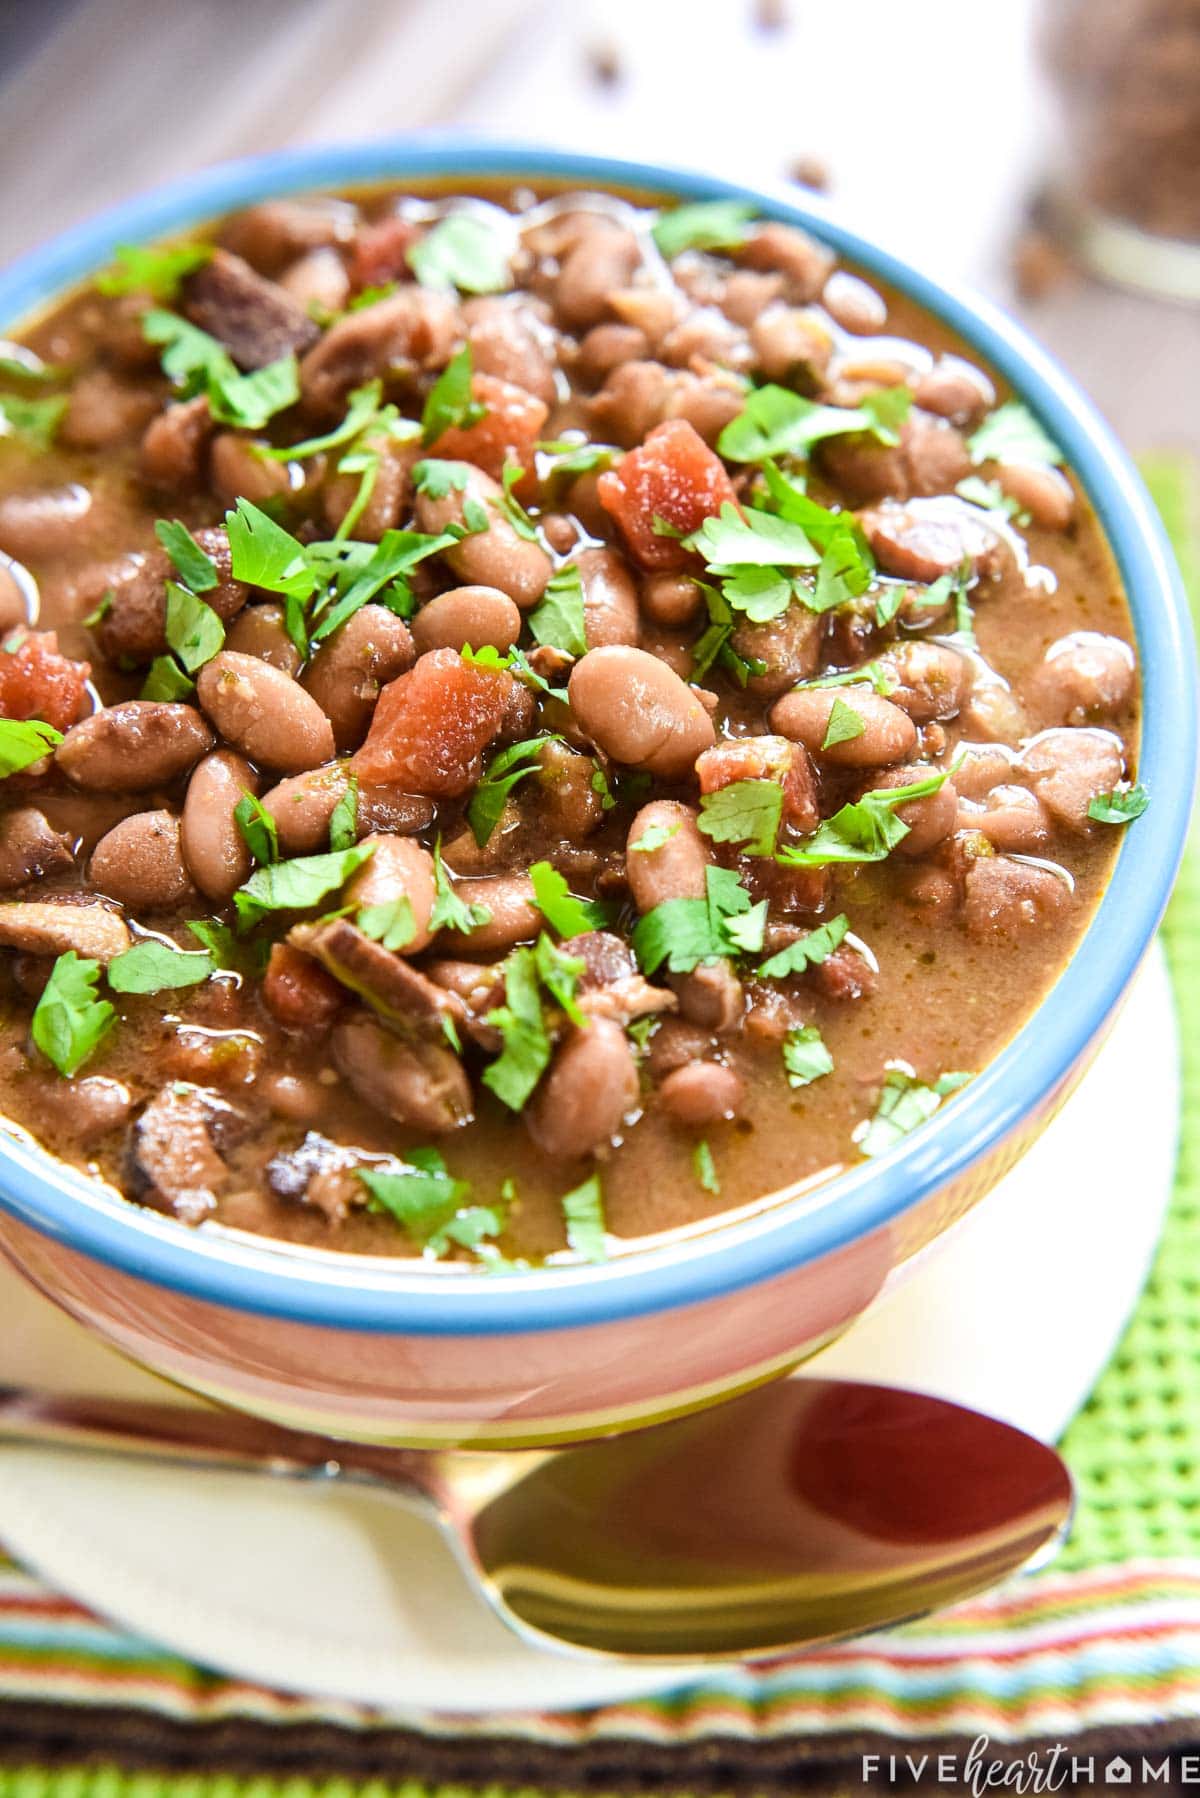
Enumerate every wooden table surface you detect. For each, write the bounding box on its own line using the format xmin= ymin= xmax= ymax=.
xmin=0 ymin=0 xmax=1196 ymax=449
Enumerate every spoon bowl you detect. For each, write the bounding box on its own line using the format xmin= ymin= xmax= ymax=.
xmin=0 ymin=1377 xmax=1072 ymax=1662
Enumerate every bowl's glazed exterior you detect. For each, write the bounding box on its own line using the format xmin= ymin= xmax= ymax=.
xmin=0 ymin=141 xmax=1193 ymax=1448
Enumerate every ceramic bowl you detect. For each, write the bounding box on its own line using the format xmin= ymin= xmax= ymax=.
xmin=0 ymin=141 xmax=1192 ymax=1446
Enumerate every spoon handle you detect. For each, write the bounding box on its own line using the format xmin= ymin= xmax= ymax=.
xmin=0 ymin=1386 xmax=440 ymax=1492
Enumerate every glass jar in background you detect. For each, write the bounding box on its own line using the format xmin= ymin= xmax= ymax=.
xmin=1041 ymin=0 xmax=1200 ymax=302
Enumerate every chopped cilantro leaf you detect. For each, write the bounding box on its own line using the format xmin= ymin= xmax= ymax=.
xmin=697 ymin=778 xmax=783 ymax=857
xmin=210 ymin=355 xmax=299 ymax=431
xmin=956 ymin=474 xmax=1024 ymax=521
xmin=467 ymin=735 xmax=556 ymax=847
xmin=783 ymin=1025 xmax=834 ymax=1088
xmin=534 ymin=932 xmax=586 ymax=1026
xmin=225 ymin=499 xmax=316 ymax=603
xmin=718 ymin=384 xmax=911 ymax=465
xmin=154 ymin=518 xmax=218 ymax=592
xmin=31 ymin=953 xmax=115 ymax=1077
xmin=234 ymin=792 xmax=280 ymax=866
xmin=412 ymin=457 xmax=474 ymax=498
xmin=693 ymin=1140 xmax=720 ymax=1195
xmin=690 ymin=501 xmax=819 ymax=571
xmin=1088 ymin=783 xmax=1149 ymax=825
xmin=632 ymin=864 xmax=762 ymax=974
xmin=107 ymin=939 xmax=214 ymax=995
xmin=429 ymin=837 xmax=492 ymax=934
xmin=630 ymin=820 xmax=681 ymax=853
xmin=186 ymin=918 xmax=259 ymax=974
xmin=0 ymin=393 xmax=67 ymax=450
xmin=778 ymin=764 xmax=953 ymax=867
xmin=328 ymin=776 xmax=359 ymax=851
xmin=651 ymin=199 xmax=758 ymax=259
xmin=874 ymin=587 xmax=906 ymax=628
xmin=822 ymin=695 xmax=866 ymax=750
xmin=408 ymin=214 xmax=512 ymax=295
xmin=358 ymin=895 xmax=417 ymax=951
xmin=529 ymin=860 xmax=610 ymax=936
xmin=537 ymin=438 xmax=618 ymax=483
xmin=233 ymin=843 xmax=374 ymax=929
xmin=719 ymin=565 xmax=796 ymax=623
xmin=482 ymin=945 xmax=551 ymax=1111
xmin=0 ymin=718 xmax=63 ymax=777
xmin=498 ymin=460 xmax=539 ymax=541
xmin=421 ymin=345 xmax=485 ymax=444
xmin=561 ymin=1172 xmax=608 ymax=1262
xmin=967 ymin=399 xmax=1062 ymax=469
xmin=164 ymin=582 xmax=224 ymax=673
xmin=757 ymin=913 xmax=849 ymax=980
xmin=96 ymin=241 xmax=211 ymax=300
xmin=855 ymin=1065 xmax=970 ymax=1158
xmin=310 ymin=526 xmax=463 ymax=642
xmin=357 ymin=1149 xmax=473 ymax=1250
xmin=528 ymin=562 xmax=587 ymax=657
xmin=801 ymin=661 xmax=895 ymax=697
xmin=262 ymin=381 xmax=385 ymax=462
xmin=140 ymin=656 xmax=195 ymax=701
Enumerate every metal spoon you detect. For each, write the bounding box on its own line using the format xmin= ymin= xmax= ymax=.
xmin=0 ymin=1379 xmax=1071 ymax=1661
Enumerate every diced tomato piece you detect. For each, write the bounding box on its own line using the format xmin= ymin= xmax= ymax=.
xmin=597 ymin=419 xmax=739 ymax=571
xmin=352 ymin=647 xmax=515 ymax=796
xmin=348 ymin=216 xmax=420 ymax=292
xmin=696 ymin=735 xmax=819 ymax=831
xmin=262 ymin=943 xmax=345 ymax=1034
xmin=0 ymin=631 xmax=90 ymax=733
xmin=428 ymin=374 xmax=548 ymax=488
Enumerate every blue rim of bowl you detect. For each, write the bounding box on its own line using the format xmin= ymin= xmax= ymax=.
xmin=0 ymin=137 xmax=1193 ymax=1336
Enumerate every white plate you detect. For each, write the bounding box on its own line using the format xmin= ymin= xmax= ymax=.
xmin=0 ymin=946 xmax=1178 ymax=1715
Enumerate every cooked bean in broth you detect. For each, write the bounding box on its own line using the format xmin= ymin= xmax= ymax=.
xmin=0 ymin=181 xmax=1142 ymax=1267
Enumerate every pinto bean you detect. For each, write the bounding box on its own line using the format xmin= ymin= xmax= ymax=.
xmin=739 ymin=222 xmax=835 ymax=301
xmin=960 ymin=682 xmax=1028 ymax=743
xmin=880 ymin=641 xmax=972 ymax=721
xmin=0 ymin=808 xmax=73 ymax=891
xmin=1018 ymin=727 xmax=1125 ymax=832
xmin=659 ymin=305 xmax=750 ymax=371
xmin=411 ymin=585 xmax=521 ymax=656
xmin=963 ymin=855 xmax=1071 ymax=942
xmin=97 ymin=527 xmax=246 ymax=665
xmin=210 ymin=432 xmax=294 ymax=508
xmin=671 ymin=961 xmax=745 ymax=1032
xmin=640 ymin=570 xmax=703 ymax=628
xmin=344 ymin=834 xmax=437 ymax=954
xmin=819 ymin=411 xmax=970 ymax=505
xmin=56 ymin=702 xmax=214 ymax=791
xmin=913 ymin=356 xmax=994 ymax=426
xmin=140 ymin=396 xmax=216 ymax=492
xmin=861 ymin=499 xmax=1004 ymax=584
xmin=278 ymin=247 xmax=351 ymax=315
xmin=718 ymin=270 xmax=785 ymax=326
xmin=749 ymin=305 xmax=834 ymax=387
xmin=822 ymin=272 xmax=887 ymax=334
xmin=224 ymin=602 xmax=302 ymax=675
xmin=953 ymin=744 xmax=1017 ymax=801
xmin=0 ymin=485 xmax=94 ymax=562
xmin=659 ymin=1060 xmax=746 ymax=1125
xmin=222 ymin=198 xmax=356 ymax=274
xmin=0 ymin=900 xmax=129 ymax=963
xmin=525 ymin=1016 xmax=639 ymax=1159
xmin=730 ymin=604 xmax=824 ymax=697
xmin=197 ymin=651 xmax=335 ymax=772
xmin=870 ymin=764 xmax=959 ymax=856
xmin=89 ymin=810 xmax=193 ymax=910
xmin=259 ymin=763 xmax=350 ymax=856
xmin=627 ymin=802 xmax=711 ymax=912
xmin=771 ymin=685 xmax=917 ymax=767
xmin=993 ymin=462 xmax=1074 ymax=531
xmin=575 ymin=322 xmax=650 ymax=386
xmin=182 ymin=750 xmax=257 ymax=902
xmin=41 ymin=1075 xmax=132 ymax=1144
xmin=333 ymin=1013 xmax=472 ymax=1132
xmin=60 ymin=370 xmax=159 ymax=450
xmin=322 ymin=437 xmax=414 ymax=541
xmin=960 ymin=784 xmax=1051 ymax=853
xmin=464 ymin=296 xmax=558 ymax=406
xmin=437 ymin=873 xmax=539 ymax=955
xmin=301 ymin=605 xmax=415 ymax=751
xmin=569 ymin=646 xmax=715 ymax=776
xmin=299 ymin=288 xmax=461 ymax=420
xmin=576 ymin=546 xmax=640 ymax=648
xmin=1029 ymin=631 xmax=1135 ymax=726
xmin=413 ymin=462 xmax=552 ymax=607
xmin=588 ymin=361 xmax=674 ymax=446
xmin=554 ymin=222 xmax=641 ymax=330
